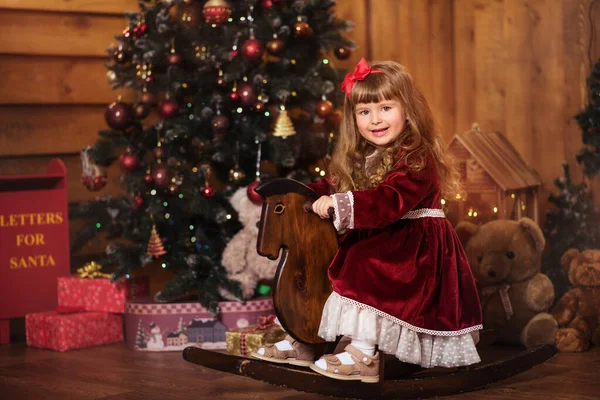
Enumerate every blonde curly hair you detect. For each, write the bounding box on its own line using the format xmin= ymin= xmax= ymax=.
xmin=328 ymin=60 xmax=461 ymax=198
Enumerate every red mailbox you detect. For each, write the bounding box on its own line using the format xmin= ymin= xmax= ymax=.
xmin=0 ymin=158 xmax=70 ymax=343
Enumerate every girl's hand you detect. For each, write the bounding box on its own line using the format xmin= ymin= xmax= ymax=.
xmin=312 ymin=195 xmax=334 ymax=219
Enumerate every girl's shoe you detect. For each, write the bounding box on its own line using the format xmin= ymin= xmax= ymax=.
xmin=250 ymin=335 xmax=317 ymax=367
xmin=309 ymin=344 xmax=380 ymax=383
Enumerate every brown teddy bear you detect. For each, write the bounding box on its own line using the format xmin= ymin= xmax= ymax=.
xmin=552 ymin=248 xmax=600 ymax=352
xmin=456 ymin=218 xmax=557 ymax=348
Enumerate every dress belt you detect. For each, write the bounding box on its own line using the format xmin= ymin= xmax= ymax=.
xmin=401 ymin=208 xmax=445 ymax=219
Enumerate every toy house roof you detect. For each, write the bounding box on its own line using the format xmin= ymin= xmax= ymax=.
xmin=449 ymin=125 xmax=542 ymax=191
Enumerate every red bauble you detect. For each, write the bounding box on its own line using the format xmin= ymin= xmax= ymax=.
xmin=293 ymin=21 xmax=313 ymax=38
xmin=133 ymin=23 xmax=148 ymax=37
xmin=144 ymin=173 xmax=153 ymax=184
xmin=105 ymin=101 xmax=133 ymax=130
xmin=202 ymin=0 xmax=231 ymax=26
xmin=316 ymin=100 xmax=334 ymax=118
xmin=122 ymin=27 xmax=131 ymax=38
xmin=229 ymin=90 xmax=240 ymax=102
xmin=140 ymin=91 xmax=156 ymax=105
xmin=133 ymin=195 xmax=144 ymax=209
xmin=262 ymin=0 xmax=273 ymax=8
xmin=238 ymin=82 xmax=256 ymax=106
xmin=167 ymin=52 xmax=183 ymax=66
xmin=153 ymin=146 xmax=165 ymax=160
xmin=247 ymin=181 xmax=262 ymax=205
xmin=152 ymin=164 xmax=170 ymax=189
xmin=134 ymin=102 xmax=151 ymax=119
xmin=211 ymin=114 xmax=230 ymax=135
xmin=201 ymin=185 xmax=215 ymax=197
xmin=242 ymin=39 xmax=264 ymax=62
xmin=158 ymin=99 xmax=178 ymax=118
xmin=119 ymin=152 xmax=141 ymax=171
xmin=334 ymin=46 xmax=351 ymax=60
xmin=81 ymin=173 xmax=107 ymax=191
xmin=113 ymin=45 xmax=130 ymax=64
xmin=328 ymin=109 xmax=343 ymax=126
xmin=266 ymin=38 xmax=285 ymax=56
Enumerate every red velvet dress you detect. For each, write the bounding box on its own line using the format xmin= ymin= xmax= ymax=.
xmin=306 ymin=156 xmax=483 ymax=367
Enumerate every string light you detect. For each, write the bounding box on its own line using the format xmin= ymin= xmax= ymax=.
xmin=322 ymin=59 xmax=329 ymax=64
xmin=163 ymin=201 xmax=168 ymax=206
xmin=125 ymin=274 xmax=130 ymax=279
xmin=441 ymin=199 xmax=446 ymax=205
xmin=165 ymin=213 xmax=170 ymax=219
xmin=96 ymin=222 xmax=101 ymax=228
xmin=493 ymin=207 xmax=498 ymax=213
xmin=161 ymin=263 xmax=167 ymax=268
xmin=226 ymin=214 xmax=232 ymax=219
xmin=511 ymin=193 xmax=515 ymax=199
xmin=191 ymin=237 xmax=196 ymax=242
xmin=455 ymin=193 xmax=461 ymax=199
xmin=320 ymin=170 xmax=326 ymax=176
xmin=151 ymin=189 xmax=157 ymax=195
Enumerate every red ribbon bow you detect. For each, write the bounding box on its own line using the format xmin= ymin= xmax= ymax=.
xmin=341 ymin=57 xmax=383 ymax=98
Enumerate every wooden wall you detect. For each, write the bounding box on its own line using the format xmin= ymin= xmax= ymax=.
xmin=0 ymin=0 xmax=598 ymax=228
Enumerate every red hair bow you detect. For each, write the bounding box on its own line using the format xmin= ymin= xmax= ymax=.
xmin=341 ymin=57 xmax=383 ymax=98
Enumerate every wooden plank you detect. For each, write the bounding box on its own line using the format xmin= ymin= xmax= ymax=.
xmin=0 ymin=55 xmax=133 ymax=105
xmin=530 ymin=0 xmax=566 ymax=188
xmin=0 ymin=0 xmax=138 ymax=14
xmin=408 ymin=1 xmax=433 ymax=105
xmin=397 ymin=0 xmax=413 ymax=68
xmin=429 ymin=0 xmax=455 ymax=141
xmin=473 ymin=0 xmax=506 ymax=134
xmin=503 ymin=0 xmax=533 ymax=162
xmin=369 ymin=0 xmax=401 ymax=62
xmin=453 ymin=0 xmax=476 ymax=133
xmin=332 ymin=0 xmax=368 ymax=70
xmin=0 ymin=106 xmax=159 ymax=157
xmin=0 ymin=155 xmax=123 ymax=203
xmin=0 ymin=10 xmax=128 ymax=57
xmin=0 ymin=106 xmax=107 ymax=156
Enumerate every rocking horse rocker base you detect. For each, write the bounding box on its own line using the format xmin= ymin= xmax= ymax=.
xmin=182 ymin=178 xmax=558 ymax=398
xmin=182 ymin=343 xmax=557 ymax=399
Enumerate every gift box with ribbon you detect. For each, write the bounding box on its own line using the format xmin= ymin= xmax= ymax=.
xmin=225 ymin=315 xmax=286 ymax=357
xmin=25 ymin=308 xmax=123 ymax=352
xmin=58 ymin=262 xmax=149 ymax=313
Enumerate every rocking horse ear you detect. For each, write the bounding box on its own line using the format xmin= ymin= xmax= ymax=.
xmin=254 ymin=178 xmax=318 ymax=199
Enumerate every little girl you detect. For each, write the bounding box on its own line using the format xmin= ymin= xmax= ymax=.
xmin=253 ymin=58 xmax=482 ymax=383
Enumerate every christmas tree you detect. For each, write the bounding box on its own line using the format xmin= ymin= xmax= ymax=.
xmin=69 ymin=0 xmax=354 ymax=312
xmin=135 ymin=320 xmax=148 ymax=349
xmin=543 ymin=59 xmax=600 ymax=299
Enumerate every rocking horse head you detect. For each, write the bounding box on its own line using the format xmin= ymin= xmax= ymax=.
xmin=254 ymin=178 xmax=319 ymax=260
xmin=254 ymin=178 xmax=338 ymax=344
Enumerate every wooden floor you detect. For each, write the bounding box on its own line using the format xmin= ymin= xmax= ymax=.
xmin=0 ymin=343 xmax=598 ymax=399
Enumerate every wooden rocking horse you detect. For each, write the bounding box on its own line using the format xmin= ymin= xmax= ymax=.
xmin=183 ymin=178 xmax=557 ymax=399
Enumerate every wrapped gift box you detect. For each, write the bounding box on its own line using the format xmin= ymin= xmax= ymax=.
xmin=226 ymin=320 xmax=286 ymax=357
xmin=58 ymin=276 xmax=149 ymax=313
xmin=125 ymin=297 xmax=275 ymax=352
xmin=219 ymin=297 xmax=276 ymax=330
xmin=25 ymin=311 xmax=123 ymax=352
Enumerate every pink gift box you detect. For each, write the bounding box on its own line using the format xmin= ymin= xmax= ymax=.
xmin=26 ymin=310 xmax=123 ymax=352
xmin=58 ymin=276 xmax=149 ymax=313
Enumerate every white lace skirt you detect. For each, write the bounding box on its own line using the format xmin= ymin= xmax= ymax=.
xmin=318 ymin=292 xmax=481 ymax=368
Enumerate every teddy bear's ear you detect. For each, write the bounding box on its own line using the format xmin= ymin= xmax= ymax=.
xmin=560 ymin=248 xmax=580 ymax=272
xmin=517 ymin=217 xmax=545 ymax=254
xmin=455 ymin=221 xmax=479 ymax=246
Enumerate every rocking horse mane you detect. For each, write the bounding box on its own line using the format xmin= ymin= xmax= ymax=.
xmin=255 ymin=178 xmax=318 ymax=200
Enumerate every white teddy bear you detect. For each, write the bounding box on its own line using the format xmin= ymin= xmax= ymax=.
xmin=220 ymin=186 xmax=279 ymax=301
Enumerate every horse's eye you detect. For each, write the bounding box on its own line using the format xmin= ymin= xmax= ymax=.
xmin=274 ymin=203 xmax=286 ymax=215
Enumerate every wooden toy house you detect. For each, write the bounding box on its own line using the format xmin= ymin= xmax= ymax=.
xmin=446 ymin=124 xmax=542 ymax=225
